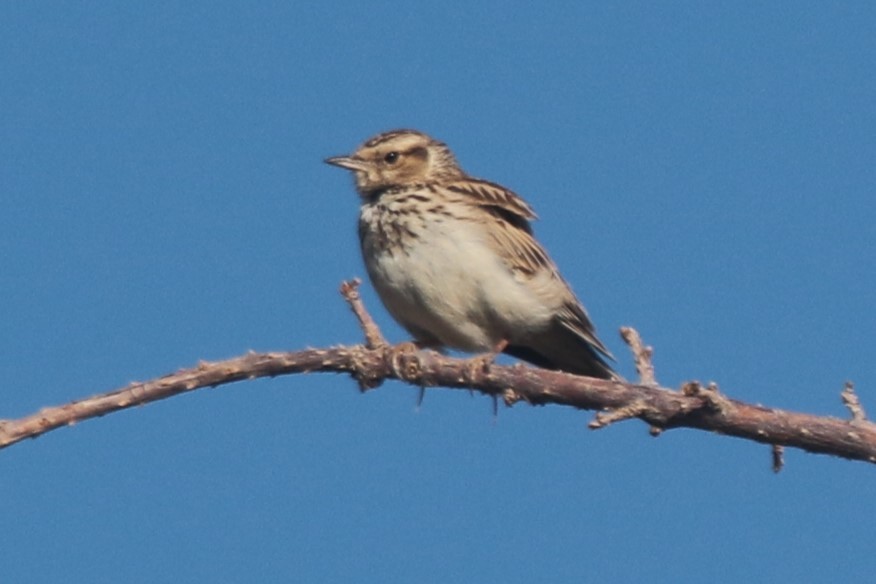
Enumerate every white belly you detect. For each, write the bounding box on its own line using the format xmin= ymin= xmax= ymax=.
xmin=360 ymin=209 xmax=554 ymax=351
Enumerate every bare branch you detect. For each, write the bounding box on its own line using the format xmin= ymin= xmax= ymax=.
xmin=340 ymin=279 xmax=386 ymax=349
xmin=772 ymin=444 xmax=785 ymax=473
xmin=2 ymin=283 xmax=875 ymax=468
xmin=842 ymin=382 xmax=868 ymax=423
xmin=682 ymin=381 xmax=734 ymax=414
xmin=589 ymin=400 xmax=653 ymax=429
xmin=620 ymin=326 xmax=656 ymax=386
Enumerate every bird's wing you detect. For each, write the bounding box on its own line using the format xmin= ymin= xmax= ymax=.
xmin=444 ymin=178 xmax=538 ymax=222
xmin=447 ymin=179 xmax=615 ymax=361
xmin=555 ymin=300 xmax=615 ymax=360
xmin=442 ymin=178 xmax=547 ymax=273
xmin=479 ymin=205 xmax=554 ymax=277
xmin=484 ymin=216 xmax=615 ymax=360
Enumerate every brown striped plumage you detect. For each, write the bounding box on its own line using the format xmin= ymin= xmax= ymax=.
xmin=325 ymin=129 xmax=617 ymax=379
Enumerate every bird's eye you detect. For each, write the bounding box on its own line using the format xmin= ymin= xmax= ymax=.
xmin=384 ymin=151 xmax=399 ymax=164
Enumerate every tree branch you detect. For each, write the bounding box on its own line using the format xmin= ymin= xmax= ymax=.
xmin=1 ymin=281 xmax=874 ymax=467
xmin=620 ymin=326 xmax=656 ymax=386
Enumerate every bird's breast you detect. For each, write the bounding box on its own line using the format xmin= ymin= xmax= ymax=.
xmin=358 ymin=196 xmax=425 ymax=255
xmin=358 ymin=197 xmax=555 ymax=351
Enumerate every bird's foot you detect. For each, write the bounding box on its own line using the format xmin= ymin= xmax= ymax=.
xmin=391 ymin=341 xmax=421 ymax=355
xmin=387 ymin=340 xmax=440 ymax=379
xmin=462 ymin=339 xmax=509 ymax=378
xmin=391 ymin=339 xmax=441 ymax=356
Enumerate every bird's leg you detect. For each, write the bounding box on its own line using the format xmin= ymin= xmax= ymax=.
xmin=463 ymin=339 xmax=509 ymax=377
xmin=391 ymin=339 xmax=440 ymax=355
xmin=387 ymin=339 xmax=442 ymax=379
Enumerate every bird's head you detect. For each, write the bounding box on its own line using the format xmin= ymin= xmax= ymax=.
xmin=325 ymin=129 xmax=464 ymax=196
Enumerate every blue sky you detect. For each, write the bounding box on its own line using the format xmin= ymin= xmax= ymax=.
xmin=2 ymin=3 xmax=875 ymax=582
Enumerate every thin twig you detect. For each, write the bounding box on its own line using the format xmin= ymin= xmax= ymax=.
xmin=589 ymin=400 xmax=652 ymax=429
xmin=842 ymin=382 xmax=867 ymax=423
xmin=772 ymin=444 xmax=785 ymax=473
xmin=620 ymin=327 xmax=656 ymax=385
xmin=340 ymin=279 xmax=386 ymax=349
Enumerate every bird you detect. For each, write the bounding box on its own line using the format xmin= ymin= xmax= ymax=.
xmin=325 ymin=129 xmax=617 ymax=380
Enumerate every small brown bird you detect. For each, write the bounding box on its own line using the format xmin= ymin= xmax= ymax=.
xmin=326 ymin=129 xmax=617 ymax=379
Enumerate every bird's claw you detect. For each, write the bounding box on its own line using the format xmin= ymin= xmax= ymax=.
xmin=462 ymin=339 xmax=507 ymax=379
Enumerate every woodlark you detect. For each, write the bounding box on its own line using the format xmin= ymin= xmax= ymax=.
xmin=326 ymin=129 xmax=617 ymax=380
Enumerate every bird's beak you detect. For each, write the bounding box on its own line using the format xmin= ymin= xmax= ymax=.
xmin=324 ymin=155 xmax=369 ymax=171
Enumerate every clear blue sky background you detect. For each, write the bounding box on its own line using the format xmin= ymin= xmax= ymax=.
xmin=2 ymin=3 xmax=874 ymax=582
